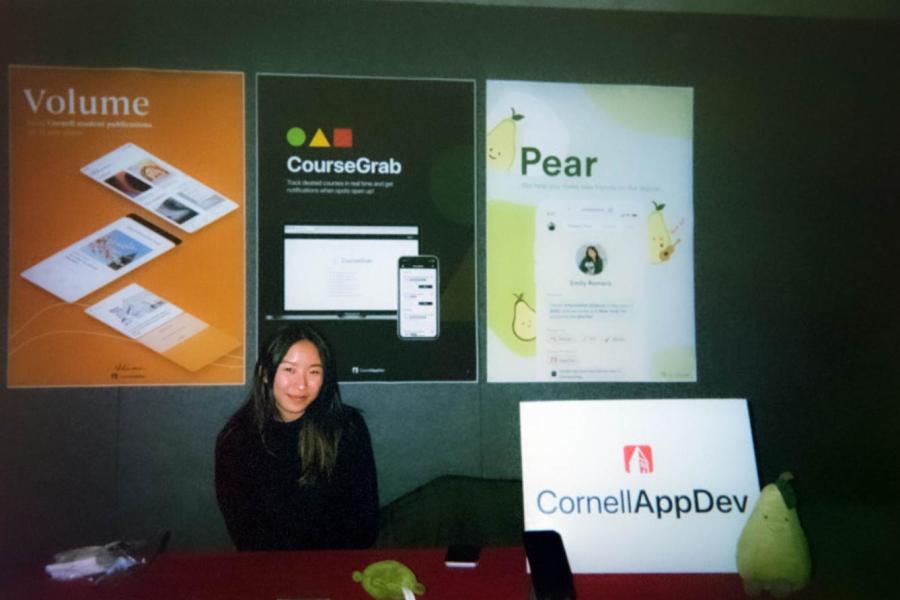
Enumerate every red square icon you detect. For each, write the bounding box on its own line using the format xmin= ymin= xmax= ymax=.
xmin=333 ymin=128 xmax=353 ymax=148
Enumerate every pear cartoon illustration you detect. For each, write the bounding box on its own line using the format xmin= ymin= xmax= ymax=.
xmin=736 ymin=472 xmax=811 ymax=597
xmin=487 ymin=108 xmax=524 ymax=170
xmin=512 ymin=292 xmax=536 ymax=341
xmin=647 ymin=201 xmax=681 ymax=264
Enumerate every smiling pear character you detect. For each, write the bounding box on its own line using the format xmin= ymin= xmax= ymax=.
xmin=487 ymin=108 xmax=524 ymax=170
xmin=736 ymin=472 xmax=811 ymax=597
xmin=647 ymin=201 xmax=681 ymax=264
xmin=511 ymin=293 xmax=536 ymax=342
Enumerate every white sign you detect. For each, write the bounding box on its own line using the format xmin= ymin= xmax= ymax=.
xmin=520 ymin=399 xmax=759 ymax=573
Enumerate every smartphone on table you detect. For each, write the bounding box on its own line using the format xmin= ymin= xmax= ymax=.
xmin=444 ymin=544 xmax=480 ymax=568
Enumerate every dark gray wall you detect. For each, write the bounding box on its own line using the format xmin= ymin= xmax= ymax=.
xmin=2 ymin=2 xmax=898 ymax=593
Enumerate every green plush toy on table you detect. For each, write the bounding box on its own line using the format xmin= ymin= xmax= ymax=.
xmin=352 ymin=560 xmax=426 ymax=600
xmin=736 ymin=472 xmax=812 ymax=597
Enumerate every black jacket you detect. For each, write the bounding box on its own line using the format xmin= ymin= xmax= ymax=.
xmin=215 ymin=405 xmax=379 ymax=550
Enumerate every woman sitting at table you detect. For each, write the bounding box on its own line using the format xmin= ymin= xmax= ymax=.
xmin=215 ymin=324 xmax=379 ymax=550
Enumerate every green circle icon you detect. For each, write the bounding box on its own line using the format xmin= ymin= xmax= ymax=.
xmin=286 ymin=127 xmax=307 ymax=147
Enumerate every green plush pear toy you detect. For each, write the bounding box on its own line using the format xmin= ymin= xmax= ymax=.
xmin=736 ymin=472 xmax=811 ymax=597
xmin=352 ymin=560 xmax=425 ymax=600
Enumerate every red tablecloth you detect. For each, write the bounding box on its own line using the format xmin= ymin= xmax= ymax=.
xmin=1 ymin=546 xmax=823 ymax=599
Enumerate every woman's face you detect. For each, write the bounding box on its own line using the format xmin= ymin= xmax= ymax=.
xmin=587 ymin=247 xmax=598 ymax=260
xmin=271 ymin=340 xmax=324 ymax=422
xmin=142 ymin=164 xmax=167 ymax=181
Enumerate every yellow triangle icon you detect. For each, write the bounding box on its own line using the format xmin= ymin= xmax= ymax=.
xmin=309 ymin=128 xmax=331 ymax=148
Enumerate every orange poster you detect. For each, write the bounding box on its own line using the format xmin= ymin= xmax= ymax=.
xmin=7 ymin=65 xmax=245 ymax=387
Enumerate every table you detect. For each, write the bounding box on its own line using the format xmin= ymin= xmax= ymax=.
xmin=1 ymin=546 xmax=829 ymax=599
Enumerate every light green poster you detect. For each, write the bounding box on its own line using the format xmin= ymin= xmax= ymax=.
xmin=486 ymin=80 xmax=696 ymax=382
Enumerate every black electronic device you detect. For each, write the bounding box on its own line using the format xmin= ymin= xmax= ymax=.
xmin=444 ymin=544 xmax=480 ymax=568
xmin=523 ymin=530 xmax=576 ymax=600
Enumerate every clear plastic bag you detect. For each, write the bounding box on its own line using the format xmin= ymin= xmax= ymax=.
xmin=45 ymin=531 xmax=170 ymax=583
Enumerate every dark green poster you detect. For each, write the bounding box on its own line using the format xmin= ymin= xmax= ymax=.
xmin=257 ymin=74 xmax=476 ymax=382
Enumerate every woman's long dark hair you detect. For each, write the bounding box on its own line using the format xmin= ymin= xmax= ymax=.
xmin=244 ymin=323 xmax=348 ymax=485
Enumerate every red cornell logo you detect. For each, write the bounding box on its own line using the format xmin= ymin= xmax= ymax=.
xmin=624 ymin=445 xmax=653 ymax=474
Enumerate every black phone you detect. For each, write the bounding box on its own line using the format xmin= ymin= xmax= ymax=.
xmin=523 ymin=530 xmax=576 ymax=600
xmin=444 ymin=544 xmax=480 ymax=568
